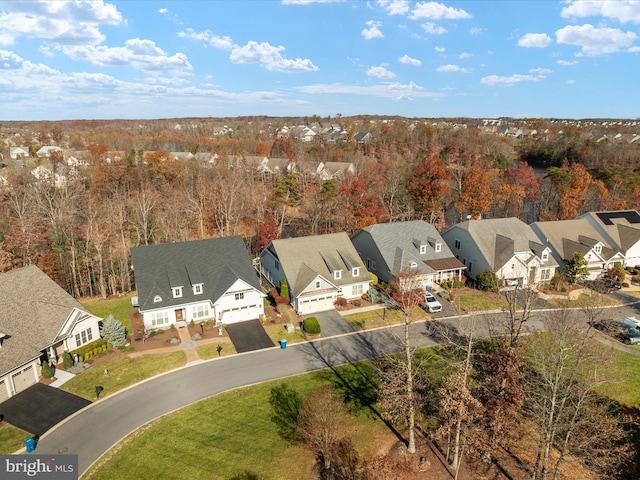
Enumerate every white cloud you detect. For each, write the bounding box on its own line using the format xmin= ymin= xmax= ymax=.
xmin=410 ymin=2 xmax=472 ymax=20
xmin=529 ymin=67 xmax=552 ymax=75
xmin=367 ymin=66 xmax=396 ymax=78
xmin=362 ymin=20 xmax=384 ymax=39
xmin=377 ymin=0 xmax=410 ymax=15
xmin=229 ymin=41 xmax=318 ymax=72
xmin=282 ymin=0 xmax=346 ymax=4
xmin=0 ymin=0 xmax=122 ymax=46
xmin=561 ymin=0 xmax=640 ymax=24
xmin=421 ymin=22 xmax=447 ymax=34
xmin=518 ymin=33 xmax=552 ymax=48
xmin=468 ymin=27 xmax=484 ymax=36
xmin=39 ymin=45 xmax=54 ymax=57
xmin=158 ymin=8 xmax=169 ymax=14
xmin=555 ymin=24 xmax=638 ymax=56
xmin=628 ymin=46 xmax=640 ymax=53
xmin=480 ymin=74 xmax=543 ymax=86
xmin=62 ymin=39 xmax=192 ymax=73
xmin=178 ymin=29 xmax=234 ymax=50
xmin=399 ymin=54 xmax=421 ymax=66
xmin=295 ymin=81 xmax=443 ymax=101
xmin=557 ymin=59 xmax=578 ymax=65
xmin=435 ymin=46 xmax=445 ymax=52
xmin=436 ymin=64 xmax=469 ymax=73
xmin=459 ymin=52 xmax=473 ymax=59
xmin=566 ymin=79 xmax=576 ymax=84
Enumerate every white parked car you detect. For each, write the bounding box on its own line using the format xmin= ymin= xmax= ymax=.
xmin=424 ymin=292 xmax=442 ymax=313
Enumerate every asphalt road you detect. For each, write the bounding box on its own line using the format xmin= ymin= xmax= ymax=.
xmin=34 ymin=299 xmax=640 ymax=476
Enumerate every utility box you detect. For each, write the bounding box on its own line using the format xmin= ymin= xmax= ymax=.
xmin=284 ymin=323 xmax=295 ymax=333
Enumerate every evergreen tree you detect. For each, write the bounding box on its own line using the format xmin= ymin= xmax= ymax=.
xmin=100 ymin=315 xmax=127 ymax=347
xmin=41 ymin=360 xmax=53 ymax=379
xmin=565 ymin=252 xmax=588 ymax=283
xmin=62 ymin=351 xmax=73 ymax=369
xmin=280 ymin=278 xmax=289 ymax=299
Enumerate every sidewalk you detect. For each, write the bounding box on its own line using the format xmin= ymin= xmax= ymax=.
xmin=49 ymin=369 xmax=76 ymax=388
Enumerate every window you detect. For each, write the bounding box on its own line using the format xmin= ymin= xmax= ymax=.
xmin=463 ymin=258 xmax=467 ymax=266
xmin=275 ymin=260 xmax=280 ymax=271
xmin=315 ymin=280 xmax=321 ymax=289
xmin=193 ymin=284 xmax=203 ymax=295
xmin=454 ymin=239 xmax=461 ymax=249
xmin=468 ymin=262 xmax=473 ymax=273
xmin=172 ymin=286 xmax=183 ymax=298
xmin=540 ymin=268 xmax=551 ymax=281
xmin=74 ymin=328 xmax=93 ymax=347
xmin=352 ymin=284 xmax=363 ymax=296
xmin=371 ymin=261 xmax=376 ymax=271
xmin=352 ymin=267 xmax=360 ymax=277
xmin=150 ymin=311 xmax=169 ymax=327
xmin=435 ymin=243 xmax=442 ymax=253
xmin=334 ymin=270 xmax=342 ymax=280
xmin=192 ymin=304 xmax=210 ymax=319
xmin=541 ymin=252 xmax=549 ymax=262
xmin=594 ymin=245 xmax=602 ymax=254
xmin=419 ymin=245 xmax=427 ymax=254
xmin=235 ymin=292 xmax=245 ymax=301
xmin=409 ymin=261 xmax=417 ymax=269
xmin=153 ymin=295 xmax=162 ymax=303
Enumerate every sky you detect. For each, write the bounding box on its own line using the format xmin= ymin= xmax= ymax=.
xmin=1 ymin=0 xmax=639 ymax=121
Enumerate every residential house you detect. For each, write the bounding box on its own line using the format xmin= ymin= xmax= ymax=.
xmin=531 ymin=218 xmax=625 ymax=280
xmin=442 ymin=218 xmax=557 ymax=287
xmin=580 ymin=210 xmax=640 ymax=267
xmin=31 ymin=164 xmax=67 ymax=187
xmin=0 ymin=265 xmax=101 ymax=403
xmin=36 ymin=146 xmax=63 ymax=158
xmin=131 ymin=236 xmax=265 ymax=330
xmin=350 ymin=220 xmax=465 ymax=291
xmin=259 ymin=233 xmax=371 ymax=315
xmin=10 ymin=146 xmax=29 ymax=160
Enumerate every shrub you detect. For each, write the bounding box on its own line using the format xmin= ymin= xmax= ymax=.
xmin=70 ymin=338 xmax=107 ymax=359
xmin=477 ymin=271 xmax=499 ymax=291
xmin=441 ymin=280 xmax=451 ymax=289
xmin=189 ymin=320 xmax=195 ymax=328
xmin=107 ymin=343 xmax=113 ymax=349
xmin=100 ymin=315 xmax=127 ymax=347
xmin=275 ymin=296 xmax=290 ymax=304
xmin=170 ymin=324 xmax=176 ymax=332
xmin=302 ymin=317 xmax=321 ymax=334
xmin=78 ymin=355 xmax=83 ymax=363
xmin=41 ymin=360 xmax=53 ymax=379
xmin=157 ymin=328 xmax=164 ymax=334
xmin=623 ymin=282 xmax=630 ymax=288
xmin=62 ymin=351 xmax=73 ymax=369
xmin=369 ymin=272 xmax=378 ymax=286
xmin=334 ymin=297 xmax=347 ymax=307
xmin=280 ymin=278 xmax=290 ymax=300
xmin=352 ymin=299 xmax=361 ymax=307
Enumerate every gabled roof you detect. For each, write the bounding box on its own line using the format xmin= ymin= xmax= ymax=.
xmin=580 ymin=211 xmax=640 ymax=252
xmin=452 ymin=218 xmax=550 ymax=270
xmin=131 ymin=236 xmax=261 ymax=312
xmin=265 ymin=233 xmax=370 ymax=296
xmin=531 ymin=218 xmax=618 ymax=261
xmin=353 ymin=220 xmax=464 ymax=275
xmin=0 ymin=265 xmax=94 ymax=376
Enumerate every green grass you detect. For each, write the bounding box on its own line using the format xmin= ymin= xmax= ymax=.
xmin=61 ymin=351 xmax=186 ymax=400
xmin=455 ymin=291 xmax=509 ymax=312
xmin=546 ymin=292 xmax=620 ymax=309
xmin=263 ymin=322 xmax=307 ymax=345
xmin=82 ymin=365 xmax=393 ymax=480
xmin=197 ymin=341 xmax=238 ymax=360
xmin=80 ymin=294 xmax=136 ymax=334
xmin=0 ymin=424 xmax=30 ymax=454
xmin=595 ymin=348 xmax=640 ymax=409
xmin=344 ymin=305 xmax=428 ymax=330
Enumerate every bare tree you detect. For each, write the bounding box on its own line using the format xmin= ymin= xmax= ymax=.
xmin=497 ymin=284 xmax=539 ymax=347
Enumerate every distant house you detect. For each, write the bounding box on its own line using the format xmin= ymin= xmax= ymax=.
xmin=351 ymin=220 xmax=465 ymax=290
xmin=36 ymin=146 xmax=63 ymax=158
xmin=442 ymin=218 xmax=557 ymax=287
xmin=530 ymin=218 xmax=625 ymax=280
xmin=31 ymin=164 xmax=67 ymax=187
xmin=0 ymin=265 xmax=101 ymax=403
xmin=131 ymin=236 xmax=265 ymax=330
xmin=10 ymin=146 xmax=29 ymax=160
xmin=579 ymin=210 xmax=640 ymax=267
xmin=259 ymin=233 xmax=371 ymax=314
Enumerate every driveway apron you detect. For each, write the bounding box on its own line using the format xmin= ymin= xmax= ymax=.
xmin=313 ymin=310 xmax=356 ymax=337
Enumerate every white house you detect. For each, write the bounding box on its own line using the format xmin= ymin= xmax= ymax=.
xmin=131 ymin=236 xmax=265 ymax=330
xmin=0 ymin=266 xmax=101 ymax=403
xmin=259 ymin=233 xmax=371 ymax=315
xmin=580 ymin=211 xmax=640 ymax=268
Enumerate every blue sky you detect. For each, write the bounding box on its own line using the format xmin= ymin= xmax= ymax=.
xmin=1 ymin=0 xmax=639 ymax=121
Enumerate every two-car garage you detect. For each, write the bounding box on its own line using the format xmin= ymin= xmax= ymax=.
xmin=296 ymin=294 xmax=336 ymax=315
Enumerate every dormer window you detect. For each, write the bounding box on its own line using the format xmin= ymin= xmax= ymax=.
xmin=352 ymin=267 xmax=360 ymax=277
xmin=435 ymin=243 xmax=442 ymax=253
xmin=419 ymin=245 xmax=427 ymax=254
xmin=594 ymin=244 xmax=602 ymax=254
xmin=172 ymin=287 xmax=183 ymax=298
xmin=193 ymin=284 xmax=203 ymax=295
xmin=153 ymin=295 xmax=162 ymax=303
xmin=334 ymin=270 xmax=342 ymax=280
xmin=409 ymin=261 xmax=417 ymax=269
xmin=541 ymin=252 xmax=549 ymax=262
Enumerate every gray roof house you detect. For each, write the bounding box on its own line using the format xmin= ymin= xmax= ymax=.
xmin=131 ymin=236 xmax=265 ymax=329
xmin=530 ymin=218 xmax=624 ymax=280
xmin=442 ymin=217 xmax=558 ymax=287
xmin=0 ymin=265 xmax=101 ymax=403
xmin=259 ymin=233 xmax=371 ymax=315
xmin=350 ymin=220 xmax=465 ymax=289
xmin=579 ymin=210 xmax=640 ymax=268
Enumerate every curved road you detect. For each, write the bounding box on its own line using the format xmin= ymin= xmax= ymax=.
xmin=35 ymin=299 xmax=640 ymax=476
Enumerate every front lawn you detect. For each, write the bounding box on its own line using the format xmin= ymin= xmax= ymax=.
xmin=197 ymin=341 xmax=238 ymax=360
xmin=344 ymin=305 xmax=427 ymax=330
xmin=0 ymin=423 xmax=29 ymax=454
xmin=595 ymin=347 xmax=640 ymax=409
xmin=450 ymin=288 xmax=509 ymax=312
xmin=263 ymin=322 xmax=307 ymax=345
xmin=80 ymin=294 xmax=136 ymax=334
xmin=82 ymin=365 xmax=393 ymax=480
xmin=61 ymin=351 xmax=186 ymax=401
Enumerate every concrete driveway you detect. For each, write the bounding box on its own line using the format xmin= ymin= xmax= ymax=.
xmin=313 ymin=310 xmax=356 ymax=337
xmin=226 ymin=319 xmax=275 ymax=353
xmin=0 ymin=383 xmax=91 ymax=436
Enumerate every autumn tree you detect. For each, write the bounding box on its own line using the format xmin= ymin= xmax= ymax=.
xmin=455 ymin=161 xmax=494 ymax=220
xmin=406 ymin=152 xmax=451 ymax=226
xmin=338 ymin=163 xmax=387 ymax=233
xmin=498 ymin=161 xmax=540 ymax=221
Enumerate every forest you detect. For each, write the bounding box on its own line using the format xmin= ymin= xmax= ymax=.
xmin=1 ymin=116 xmax=640 ymax=298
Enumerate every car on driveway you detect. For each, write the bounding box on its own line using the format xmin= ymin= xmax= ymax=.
xmin=623 ymin=328 xmax=640 ymax=345
xmin=423 ymin=292 xmax=442 ymax=313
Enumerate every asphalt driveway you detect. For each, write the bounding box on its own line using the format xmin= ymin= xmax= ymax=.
xmin=226 ymin=319 xmax=275 ymax=353
xmin=0 ymin=383 xmax=91 ymax=437
xmin=313 ymin=310 xmax=356 ymax=337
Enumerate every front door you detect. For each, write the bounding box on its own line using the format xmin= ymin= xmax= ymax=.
xmin=175 ymin=309 xmax=184 ymax=322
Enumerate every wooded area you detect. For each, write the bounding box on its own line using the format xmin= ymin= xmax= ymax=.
xmin=1 ymin=116 xmax=640 ymax=297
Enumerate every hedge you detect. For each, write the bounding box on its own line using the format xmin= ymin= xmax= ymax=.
xmin=70 ymin=338 xmax=107 ymax=358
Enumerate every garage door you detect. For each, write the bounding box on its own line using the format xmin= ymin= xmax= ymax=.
xmin=220 ymin=305 xmax=262 ymax=324
xmin=299 ymin=295 xmax=335 ymax=315
xmin=12 ymin=365 xmax=36 ymax=394
xmin=0 ymin=379 xmax=9 ymax=403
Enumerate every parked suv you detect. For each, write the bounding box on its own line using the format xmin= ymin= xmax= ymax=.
xmin=423 ymin=292 xmax=443 ymax=313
